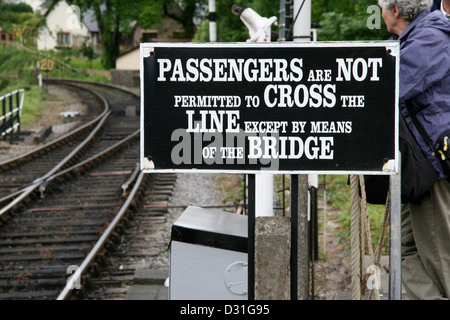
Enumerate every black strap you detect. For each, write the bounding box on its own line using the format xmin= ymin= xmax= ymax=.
xmin=405 ymin=99 xmax=434 ymax=150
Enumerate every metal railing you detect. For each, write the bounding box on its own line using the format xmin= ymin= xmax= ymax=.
xmin=0 ymin=89 xmax=25 ymax=143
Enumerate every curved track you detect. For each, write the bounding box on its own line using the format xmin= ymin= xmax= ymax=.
xmin=0 ymin=83 xmax=108 ymax=210
xmin=0 ymin=81 xmax=176 ymax=300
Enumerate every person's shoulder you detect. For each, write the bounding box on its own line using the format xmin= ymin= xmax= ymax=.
xmin=419 ymin=10 xmax=450 ymax=29
xmin=413 ymin=11 xmax=450 ymax=41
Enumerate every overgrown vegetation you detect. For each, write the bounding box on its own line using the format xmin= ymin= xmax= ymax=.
xmin=194 ymin=0 xmax=391 ymax=42
xmin=0 ymin=45 xmax=108 ymax=127
xmin=0 ymin=78 xmax=46 ymax=128
xmin=216 ymin=174 xmax=245 ymax=209
xmin=0 ymin=1 xmax=46 ymax=46
xmin=323 ymin=175 xmax=390 ymax=255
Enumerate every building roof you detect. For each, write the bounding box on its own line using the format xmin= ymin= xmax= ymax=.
xmin=82 ymin=9 xmax=99 ymax=33
xmin=39 ymin=0 xmax=55 ymax=16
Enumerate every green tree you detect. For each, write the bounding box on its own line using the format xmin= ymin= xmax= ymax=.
xmin=73 ymin=0 xmax=163 ymax=69
xmin=1 ymin=2 xmax=34 ymax=13
xmin=314 ymin=0 xmax=390 ymax=40
xmin=194 ymin=0 xmax=270 ymax=42
xmin=0 ymin=1 xmax=46 ymax=45
xmin=193 ymin=0 xmax=390 ymax=42
xmin=162 ymin=0 xmax=207 ymax=39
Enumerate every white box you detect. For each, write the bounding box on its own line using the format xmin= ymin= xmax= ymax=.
xmin=169 ymin=206 xmax=248 ymax=300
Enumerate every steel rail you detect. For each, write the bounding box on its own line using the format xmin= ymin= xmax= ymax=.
xmin=56 ymin=170 xmax=145 ymax=300
xmin=0 ymin=83 xmax=109 ymax=171
xmin=46 ymin=81 xmax=142 ymax=300
xmin=122 ymin=162 xmax=141 ymax=196
xmin=39 ymin=129 xmax=139 ymax=196
xmin=0 ymin=110 xmax=112 ymax=212
xmin=0 ymin=84 xmax=111 ymax=216
xmin=47 ymin=78 xmax=140 ymax=99
xmin=0 ymin=80 xmax=142 ymax=299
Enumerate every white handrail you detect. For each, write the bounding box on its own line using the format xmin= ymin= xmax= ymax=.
xmin=0 ymin=88 xmax=25 ymax=137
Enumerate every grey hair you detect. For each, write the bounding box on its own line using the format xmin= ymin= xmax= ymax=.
xmin=378 ymin=0 xmax=433 ymax=22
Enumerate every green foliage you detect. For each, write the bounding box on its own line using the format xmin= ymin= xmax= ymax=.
xmin=73 ymin=0 xmax=164 ymax=69
xmin=0 ymin=45 xmax=108 ymax=83
xmin=0 ymin=1 xmax=46 ymax=45
xmin=0 ymin=45 xmax=34 ymax=73
xmin=215 ymin=174 xmax=245 ymax=209
xmin=69 ymin=59 xmax=104 ymax=70
xmin=0 ymin=78 xmax=46 ymax=128
xmin=323 ymin=175 xmax=351 ymax=210
xmin=0 ymin=44 xmax=109 ymax=128
xmin=0 ymin=78 xmax=11 ymax=92
xmin=194 ymin=0 xmax=253 ymax=42
xmin=317 ymin=7 xmax=391 ymax=40
xmin=78 ymin=40 xmax=95 ymax=68
xmin=1 ymin=2 xmax=33 ymax=13
xmin=313 ymin=0 xmax=391 ymax=40
xmin=162 ymin=0 xmax=206 ymax=39
xmin=192 ymin=20 xmax=209 ymax=42
xmin=194 ymin=0 xmax=391 ymax=42
xmin=136 ymin=2 xmax=165 ymax=29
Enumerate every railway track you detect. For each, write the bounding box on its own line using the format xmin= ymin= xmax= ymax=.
xmin=0 ymin=83 xmax=108 ymax=210
xmin=0 ymin=80 xmax=177 ymax=300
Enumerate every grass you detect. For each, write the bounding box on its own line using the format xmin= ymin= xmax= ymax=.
xmin=0 ymin=44 xmax=42 ymax=73
xmin=69 ymin=59 xmax=105 ymax=71
xmin=0 ymin=78 xmax=47 ymax=129
xmin=322 ymin=174 xmax=390 ymax=255
xmin=215 ymin=174 xmax=245 ymax=210
xmin=0 ymin=45 xmax=110 ymax=127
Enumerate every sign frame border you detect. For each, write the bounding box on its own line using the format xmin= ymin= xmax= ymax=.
xmin=139 ymin=41 xmax=400 ymax=175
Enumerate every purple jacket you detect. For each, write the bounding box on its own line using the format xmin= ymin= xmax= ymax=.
xmin=398 ymin=10 xmax=450 ymax=180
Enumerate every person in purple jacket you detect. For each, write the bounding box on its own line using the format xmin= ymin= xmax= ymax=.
xmin=378 ymin=0 xmax=450 ymax=299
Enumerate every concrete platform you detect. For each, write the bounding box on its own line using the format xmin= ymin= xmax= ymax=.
xmin=126 ymin=268 xmax=168 ymax=300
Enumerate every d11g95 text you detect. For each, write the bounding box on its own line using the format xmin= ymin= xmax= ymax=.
xmin=223 ymin=304 xmax=269 ymax=315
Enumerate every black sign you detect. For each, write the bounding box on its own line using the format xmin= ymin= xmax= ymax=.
xmin=140 ymin=43 xmax=399 ymax=174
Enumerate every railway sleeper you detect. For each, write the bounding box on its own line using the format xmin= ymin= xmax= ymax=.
xmin=0 ymin=243 xmax=92 ymax=255
xmin=0 ymin=251 xmax=88 ymax=262
xmin=0 ymin=235 xmax=99 ymax=246
xmin=0 ymin=289 xmax=60 ymax=300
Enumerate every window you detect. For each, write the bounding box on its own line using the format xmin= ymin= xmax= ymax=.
xmin=0 ymin=33 xmax=10 ymax=41
xmin=57 ymin=32 xmax=71 ymax=46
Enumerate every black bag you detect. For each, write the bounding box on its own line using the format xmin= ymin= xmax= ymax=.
xmin=434 ymin=131 xmax=450 ymax=179
xmin=364 ymin=113 xmax=439 ymax=205
xmin=405 ymin=99 xmax=450 ymax=185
